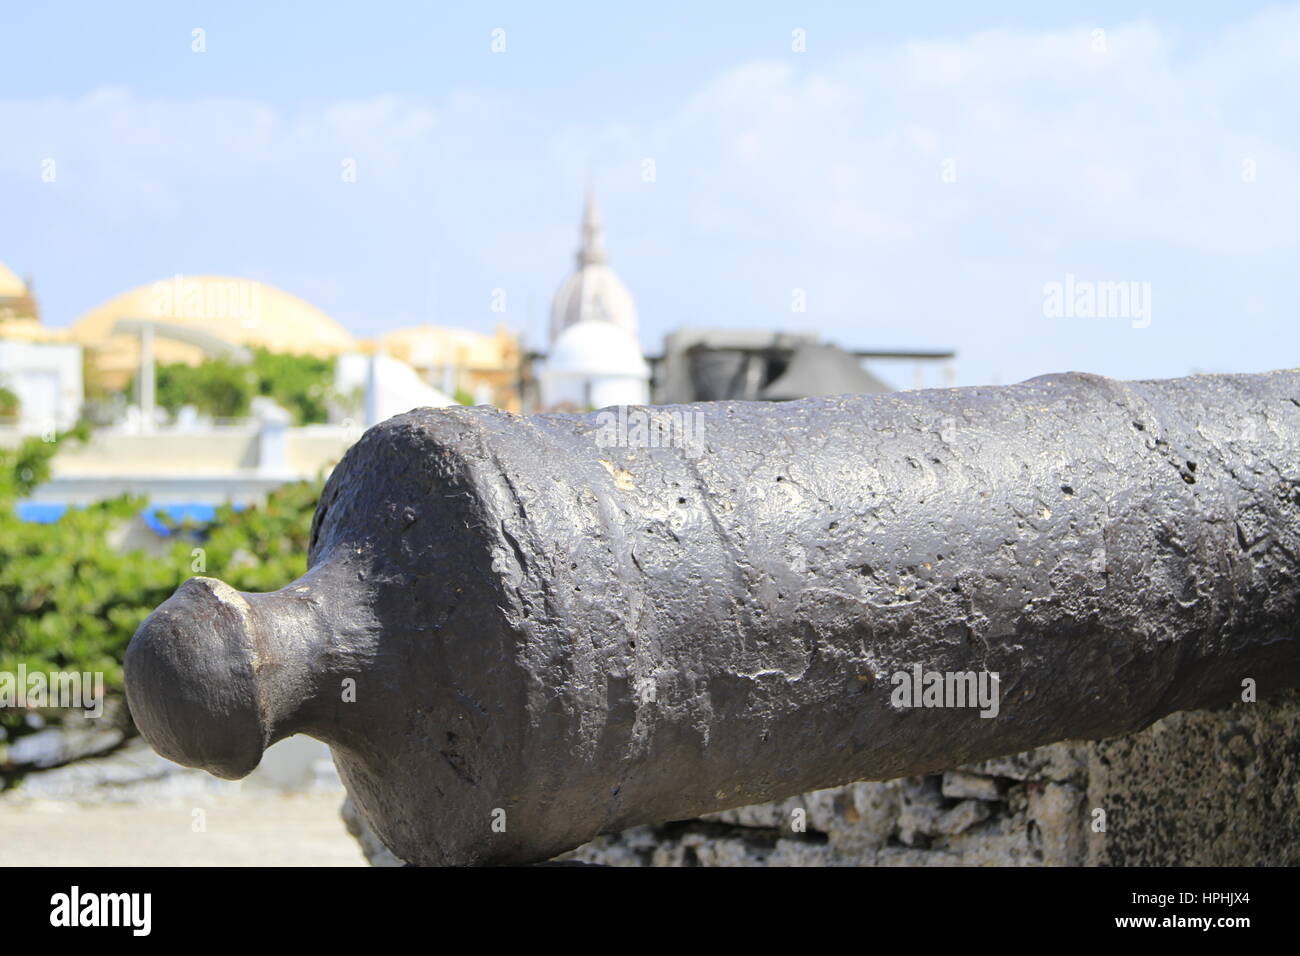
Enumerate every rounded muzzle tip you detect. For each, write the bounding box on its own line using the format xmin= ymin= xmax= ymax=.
xmin=124 ymin=577 xmax=269 ymax=780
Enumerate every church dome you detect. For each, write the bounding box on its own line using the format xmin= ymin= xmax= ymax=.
xmin=547 ymin=320 xmax=648 ymax=378
xmin=0 ymin=262 xmax=29 ymax=299
xmin=543 ymin=319 xmax=649 ymax=410
xmin=549 ymin=190 xmax=638 ymax=343
xmin=0 ymin=261 xmax=46 ymax=330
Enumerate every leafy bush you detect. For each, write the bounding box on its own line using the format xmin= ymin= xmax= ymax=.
xmin=0 ymin=428 xmax=321 ymax=759
xmin=0 ymin=385 xmax=19 ymax=419
xmin=250 ymin=349 xmax=335 ymax=425
xmin=131 ymin=348 xmax=336 ymax=424
xmin=154 ymin=357 xmax=256 ymax=419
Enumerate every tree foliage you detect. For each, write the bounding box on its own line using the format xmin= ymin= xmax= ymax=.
xmin=131 ymin=348 xmax=336 ymax=424
xmin=0 ymin=385 xmax=19 ymax=419
xmin=0 ymin=428 xmax=321 ymax=750
xmin=249 ymin=349 xmax=335 ymax=425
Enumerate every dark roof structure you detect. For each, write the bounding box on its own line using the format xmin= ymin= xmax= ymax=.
xmin=761 ymin=343 xmax=893 ymax=400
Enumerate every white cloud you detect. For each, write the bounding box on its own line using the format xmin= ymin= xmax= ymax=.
xmin=641 ymin=15 xmax=1300 ymax=254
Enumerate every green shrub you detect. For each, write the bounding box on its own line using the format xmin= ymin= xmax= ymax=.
xmin=250 ymin=349 xmax=335 ymax=425
xmin=0 ymin=428 xmax=320 ymax=763
xmin=0 ymin=385 xmax=19 ymax=419
xmin=130 ymin=348 xmax=336 ymax=424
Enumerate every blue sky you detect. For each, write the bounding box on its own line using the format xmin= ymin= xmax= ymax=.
xmin=2 ymin=1 xmax=1298 ymax=388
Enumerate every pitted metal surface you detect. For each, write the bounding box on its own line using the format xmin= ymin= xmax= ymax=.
xmin=127 ymin=369 xmax=1300 ymax=864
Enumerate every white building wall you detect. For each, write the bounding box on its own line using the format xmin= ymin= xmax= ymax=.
xmin=544 ymin=372 xmax=649 ymax=410
xmin=0 ymin=340 xmax=83 ymax=430
xmin=335 ymin=352 xmax=455 ymax=426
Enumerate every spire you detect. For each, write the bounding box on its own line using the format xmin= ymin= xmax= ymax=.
xmin=576 ymin=185 xmax=607 ymax=267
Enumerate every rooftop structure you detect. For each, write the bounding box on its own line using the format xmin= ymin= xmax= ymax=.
xmin=549 ymin=188 xmax=639 ymax=345
xmin=71 ymin=275 xmax=358 ymax=389
xmin=541 ymin=191 xmax=649 ymax=409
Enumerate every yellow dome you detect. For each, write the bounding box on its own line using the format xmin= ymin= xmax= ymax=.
xmin=72 ymin=275 xmax=357 ymax=388
xmin=0 ymin=262 xmax=28 ymax=299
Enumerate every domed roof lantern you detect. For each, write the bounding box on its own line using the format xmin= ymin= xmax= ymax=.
xmin=549 ymin=186 xmax=639 ymax=345
xmin=576 ymin=185 xmax=607 ymax=267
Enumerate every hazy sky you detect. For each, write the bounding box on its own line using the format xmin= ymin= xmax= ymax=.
xmin=2 ymin=1 xmax=1297 ymax=389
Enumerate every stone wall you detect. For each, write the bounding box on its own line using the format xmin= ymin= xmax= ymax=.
xmin=345 ymin=691 xmax=1300 ymax=866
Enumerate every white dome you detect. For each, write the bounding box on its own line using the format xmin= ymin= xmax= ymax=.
xmin=543 ymin=320 xmax=649 ymax=410
xmin=550 ymin=263 xmax=639 ymax=343
xmin=547 ymin=320 xmax=648 ymax=378
xmin=548 ymin=188 xmax=639 ymax=343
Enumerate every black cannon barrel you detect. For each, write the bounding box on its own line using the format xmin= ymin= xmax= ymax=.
xmin=125 ymin=369 xmax=1300 ymax=865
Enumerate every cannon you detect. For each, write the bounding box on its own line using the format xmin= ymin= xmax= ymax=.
xmin=125 ymin=369 xmax=1300 ymax=865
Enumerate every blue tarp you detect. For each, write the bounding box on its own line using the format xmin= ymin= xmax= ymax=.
xmin=15 ymin=502 xmax=242 ymax=535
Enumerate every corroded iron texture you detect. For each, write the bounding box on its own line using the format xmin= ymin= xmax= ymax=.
xmin=125 ymin=369 xmax=1300 ymax=865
